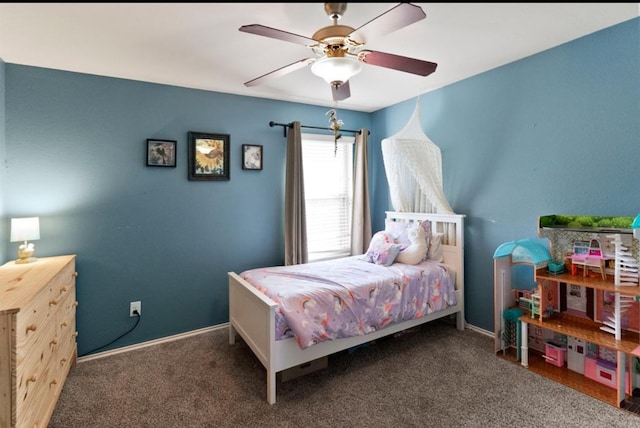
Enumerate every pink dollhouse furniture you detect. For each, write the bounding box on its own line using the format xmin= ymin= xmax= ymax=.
xmin=544 ymin=342 xmax=566 ymax=367
xmin=570 ymin=239 xmax=608 ymax=279
xmin=584 ymin=357 xmax=631 ymax=394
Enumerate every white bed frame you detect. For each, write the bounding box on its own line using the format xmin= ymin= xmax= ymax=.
xmin=228 ymin=211 xmax=465 ymax=404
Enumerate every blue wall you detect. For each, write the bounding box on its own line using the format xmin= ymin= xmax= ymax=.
xmin=372 ymin=18 xmax=639 ymax=329
xmin=2 ymin=67 xmax=371 ymax=355
xmin=1 ymin=18 xmax=638 ymax=352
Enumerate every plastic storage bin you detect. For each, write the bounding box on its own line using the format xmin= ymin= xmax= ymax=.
xmin=544 ymin=341 xmax=566 ymax=367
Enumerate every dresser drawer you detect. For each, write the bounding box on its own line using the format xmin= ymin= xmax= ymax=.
xmin=15 ymin=318 xmax=57 ymax=427
xmin=48 ymin=259 xmax=76 ymax=300
xmin=57 ymin=284 xmax=77 ymax=336
xmin=14 ymin=286 xmax=56 ymax=368
xmin=57 ymin=330 xmax=77 ymax=383
xmin=17 ymin=352 xmax=58 ymax=428
xmin=57 ymin=288 xmax=78 ymax=380
xmin=16 ymin=318 xmax=57 ymax=392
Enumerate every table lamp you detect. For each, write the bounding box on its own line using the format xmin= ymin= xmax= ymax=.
xmin=10 ymin=217 xmax=40 ymax=264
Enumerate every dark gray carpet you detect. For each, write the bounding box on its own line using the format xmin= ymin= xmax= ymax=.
xmin=49 ymin=318 xmax=640 ymax=427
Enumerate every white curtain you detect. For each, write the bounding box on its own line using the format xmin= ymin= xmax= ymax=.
xmin=381 ymin=99 xmax=453 ymax=214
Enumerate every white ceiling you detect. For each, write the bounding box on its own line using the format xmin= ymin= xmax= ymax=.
xmin=0 ymin=3 xmax=638 ymax=112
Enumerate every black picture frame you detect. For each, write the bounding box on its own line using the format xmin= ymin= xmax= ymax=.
xmin=146 ymin=139 xmax=177 ymax=167
xmin=187 ymin=132 xmax=230 ymax=181
xmin=242 ymin=144 xmax=263 ymax=170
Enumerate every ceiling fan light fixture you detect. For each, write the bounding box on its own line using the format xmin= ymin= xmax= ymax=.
xmin=240 ymin=3 xmax=435 ymax=101
xmin=311 ymin=56 xmax=363 ymax=85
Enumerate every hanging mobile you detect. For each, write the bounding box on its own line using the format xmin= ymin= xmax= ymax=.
xmin=326 ymin=109 xmax=343 ymax=156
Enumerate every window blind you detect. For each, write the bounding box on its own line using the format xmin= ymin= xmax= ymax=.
xmin=302 ymin=133 xmax=354 ymax=261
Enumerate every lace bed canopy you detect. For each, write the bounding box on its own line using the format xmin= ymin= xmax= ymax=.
xmin=381 ymin=99 xmax=454 ymax=214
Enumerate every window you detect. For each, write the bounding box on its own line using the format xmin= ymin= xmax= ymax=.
xmin=302 ymin=133 xmax=354 ymax=262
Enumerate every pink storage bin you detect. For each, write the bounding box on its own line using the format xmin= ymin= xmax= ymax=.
xmin=544 ymin=342 xmax=566 ymax=367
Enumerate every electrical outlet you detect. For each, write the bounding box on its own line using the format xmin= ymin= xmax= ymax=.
xmin=130 ymin=301 xmax=141 ymax=317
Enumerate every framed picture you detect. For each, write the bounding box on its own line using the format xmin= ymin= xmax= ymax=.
xmin=187 ymin=132 xmax=230 ymax=181
xmin=242 ymin=144 xmax=263 ymax=170
xmin=146 ymin=139 xmax=177 ymax=167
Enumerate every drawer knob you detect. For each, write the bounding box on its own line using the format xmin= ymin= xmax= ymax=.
xmin=60 ymin=358 xmax=67 ymax=365
xmin=73 ymin=271 xmax=78 ymax=278
xmin=50 ymin=379 xmax=58 ymax=387
xmin=61 ymin=286 xmax=68 ymax=293
xmin=50 ymin=338 xmax=58 ymax=346
xmin=26 ymin=324 xmax=37 ymax=333
xmin=26 ymin=375 xmax=37 ymax=384
xmin=73 ymin=331 xmax=79 ymax=337
xmin=49 ymin=298 xmax=60 ymax=306
xmin=61 ymin=321 xmax=68 ymax=328
xmin=73 ymin=301 xmax=79 ymax=308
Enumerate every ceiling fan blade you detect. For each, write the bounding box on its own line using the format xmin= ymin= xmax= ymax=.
xmin=361 ymin=51 xmax=437 ymax=77
xmin=244 ymin=58 xmax=315 ymax=87
xmin=331 ymin=81 xmax=351 ymax=101
xmin=348 ymin=3 xmax=426 ymax=44
xmin=239 ymin=24 xmax=318 ymax=47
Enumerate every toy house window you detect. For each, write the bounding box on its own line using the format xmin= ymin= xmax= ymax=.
xmin=569 ymin=285 xmax=582 ymax=297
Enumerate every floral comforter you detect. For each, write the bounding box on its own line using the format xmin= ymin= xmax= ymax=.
xmin=239 ymin=256 xmax=457 ymax=349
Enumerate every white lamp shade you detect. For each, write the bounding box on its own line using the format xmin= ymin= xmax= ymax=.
xmin=10 ymin=217 xmax=40 ymax=242
xmin=311 ymin=56 xmax=363 ymax=84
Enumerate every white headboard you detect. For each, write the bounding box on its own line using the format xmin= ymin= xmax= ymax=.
xmin=385 ymin=211 xmax=465 ymax=293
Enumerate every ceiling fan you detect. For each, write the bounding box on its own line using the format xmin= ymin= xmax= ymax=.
xmin=239 ymin=3 xmax=438 ymax=102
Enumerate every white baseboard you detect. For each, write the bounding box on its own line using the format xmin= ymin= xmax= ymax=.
xmin=465 ymin=323 xmax=493 ymax=338
xmin=78 ymin=323 xmax=229 ymax=363
xmin=78 ymin=320 xmax=492 ymax=363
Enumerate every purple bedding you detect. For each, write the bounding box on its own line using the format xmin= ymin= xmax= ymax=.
xmin=239 ymin=255 xmax=457 ymax=349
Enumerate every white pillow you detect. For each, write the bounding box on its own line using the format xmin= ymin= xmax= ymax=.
xmin=427 ymin=232 xmax=445 ymax=262
xmin=396 ymin=224 xmax=427 ymax=265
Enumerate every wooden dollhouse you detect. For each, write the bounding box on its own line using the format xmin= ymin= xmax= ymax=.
xmin=495 ymin=214 xmax=640 ymax=414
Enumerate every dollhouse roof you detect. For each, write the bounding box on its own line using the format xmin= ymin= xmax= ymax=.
xmin=493 ymin=238 xmax=552 ymax=267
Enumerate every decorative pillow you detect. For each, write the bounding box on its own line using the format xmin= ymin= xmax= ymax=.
xmin=385 ymin=219 xmax=431 ymax=257
xmin=395 ymin=224 xmax=428 ymax=265
xmin=370 ymin=230 xmax=395 ymax=245
xmin=365 ymin=231 xmax=402 ymax=266
xmin=384 ymin=219 xmax=410 ymax=248
xmin=427 ymin=232 xmax=445 ymax=262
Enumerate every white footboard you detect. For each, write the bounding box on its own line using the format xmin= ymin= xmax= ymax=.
xmin=228 ymin=272 xmax=278 ymax=403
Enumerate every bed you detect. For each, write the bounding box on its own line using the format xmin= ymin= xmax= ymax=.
xmin=228 ymin=211 xmax=465 ymax=404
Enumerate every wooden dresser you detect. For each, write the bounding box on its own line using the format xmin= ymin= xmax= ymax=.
xmin=0 ymin=255 xmax=78 ymax=428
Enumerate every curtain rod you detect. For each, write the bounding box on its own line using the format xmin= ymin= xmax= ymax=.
xmin=269 ymin=121 xmax=369 ymax=137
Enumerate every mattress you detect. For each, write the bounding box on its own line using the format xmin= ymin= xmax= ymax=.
xmin=239 ymin=255 xmax=457 ymax=349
